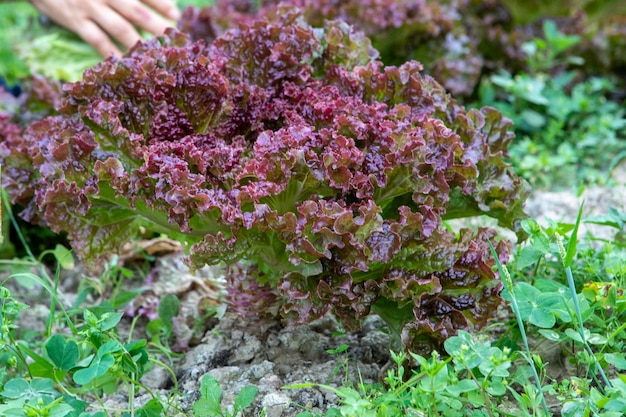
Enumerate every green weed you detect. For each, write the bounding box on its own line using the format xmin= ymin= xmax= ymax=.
xmin=286 ymin=335 xmax=542 ymax=417
xmin=0 ymin=197 xmax=181 ymax=417
xmin=193 ymin=374 xmax=258 ymax=417
xmin=504 ymin=206 xmax=626 ymax=415
xmin=475 ymin=20 xmax=626 ymax=189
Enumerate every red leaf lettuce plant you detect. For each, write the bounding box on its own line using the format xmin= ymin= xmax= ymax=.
xmin=0 ymin=10 xmax=528 ymax=352
xmin=179 ymin=0 xmax=523 ymax=97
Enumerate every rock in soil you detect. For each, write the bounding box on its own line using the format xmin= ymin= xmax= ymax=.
xmin=175 ymin=313 xmax=391 ymax=416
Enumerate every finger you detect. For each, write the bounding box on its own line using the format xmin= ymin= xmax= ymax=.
xmin=91 ymin=6 xmax=144 ymax=50
xmin=142 ymin=0 xmax=181 ymax=21
xmin=130 ymin=3 xmax=173 ymax=35
xmin=111 ymin=1 xmax=173 ymax=37
xmin=73 ymin=19 xmax=122 ymax=58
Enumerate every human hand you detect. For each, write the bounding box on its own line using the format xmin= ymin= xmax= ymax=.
xmin=29 ymin=0 xmax=181 ymax=58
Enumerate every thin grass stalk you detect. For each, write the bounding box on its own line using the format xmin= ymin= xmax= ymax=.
xmin=555 ymin=201 xmax=612 ymax=390
xmin=563 ymin=263 xmax=612 ymax=389
xmin=2 ymin=190 xmax=78 ymax=333
xmin=489 ymin=242 xmax=550 ymax=415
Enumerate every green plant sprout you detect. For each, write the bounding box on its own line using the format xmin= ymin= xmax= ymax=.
xmin=193 ymin=374 xmax=258 ymax=417
xmin=326 ymin=344 xmax=351 ymax=384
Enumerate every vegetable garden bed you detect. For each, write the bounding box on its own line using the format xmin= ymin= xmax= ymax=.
xmin=1 ymin=1 xmax=625 ymax=416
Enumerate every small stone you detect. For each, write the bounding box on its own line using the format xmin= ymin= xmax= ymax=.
xmin=208 ymin=366 xmax=241 ymax=384
xmin=245 ymin=360 xmax=274 ymax=380
xmin=259 ymin=374 xmax=282 ymax=391
xmin=262 ymin=392 xmax=291 ymax=417
xmin=142 ymin=364 xmax=169 ymax=389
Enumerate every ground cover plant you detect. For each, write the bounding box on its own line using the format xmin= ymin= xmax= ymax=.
xmin=0 ymin=1 xmax=625 ymax=416
xmin=475 ymin=21 xmax=626 ymax=189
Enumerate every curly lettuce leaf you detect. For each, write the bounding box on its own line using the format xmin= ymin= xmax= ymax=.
xmin=1 ymin=13 xmax=528 ymax=352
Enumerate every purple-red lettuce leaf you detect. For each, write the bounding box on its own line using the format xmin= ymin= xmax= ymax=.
xmin=1 ymin=12 xmax=527 ymax=353
xmin=178 ymin=0 xmax=524 ymax=97
xmin=179 ymin=0 xmax=626 ymax=99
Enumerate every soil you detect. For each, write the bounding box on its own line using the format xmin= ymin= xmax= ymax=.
xmin=9 ymin=185 xmax=626 ymax=416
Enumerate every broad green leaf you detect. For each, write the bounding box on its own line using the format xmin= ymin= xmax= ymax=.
xmin=52 ymin=244 xmax=75 ymax=270
xmin=0 ymin=379 xmax=30 ymax=399
xmin=485 ymin=379 xmax=506 ymax=396
xmin=445 ymin=331 xmax=481 ymax=369
xmin=75 ymin=354 xmax=94 ymax=368
xmin=125 ymin=338 xmax=147 ymax=353
xmin=515 ymin=245 xmax=544 ymax=269
xmin=194 ymin=374 xmax=223 ymax=417
xmin=448 ymin=398 xmax=463 ymax=411
xmin=233 ymin=386 xmax=258 ymax=414
xmin=419 ymin=362 xmax=449 ymax=393
xmin=61 ymin=394 xmax=87 ymax=414
xmin=2 ymin=408 xmax=28 ymax=417
xmin=0 ymin=378 xmax=58 ymax=401
xmin=444 ymin=332 xmax=470 ymax=357
xmin=478 ymin=347 xmax=511 ymax=378
xmin=531 ymin=293 xmax=563 ymax=328
xmin=124 ymin=339 xmax=149 ymax=368
xmin=146 ymin=318 xmax=166 ymax=339
xmin=96 ymin=340 xmax=123 ymax=357
xmin=520 ymin=109 xmax=546 ymax=129
xmin=46 ymin=335 xmax=79 ymax=371
xmin=30 ymin=379 xmax=59 ymax=398
xmin=564 ymin=328 xmax=583 ymax=343
xmin=325 ymin=408 xmax=342 ymax=417
xmin=604 ymin=399 xmax=626 ymax=414
xmin=534 ymin=278 xmax=567 ymax=293
xmin=137 ymin=399 xmax=164 ymax=417
xmin=99 ymin=312 xmax=123 ymax=332
xmin=605 ymin=354 xmax=626 ymax=370
xmin=158 ymin=294 xmax=179 ymax=328
xmin=510 ymin=283 xmax=557 ymax=328
xmin=562 ymin=328 xmax=604 ymax=344
xmin=48 ymin=403 xmax=74 ymax=417
xmin=109 ymin=289 xmax=145 ymax=309
xmin=73 ymin=354 xmax=115 ymax=385
xmin=537 ymin=329 xmax=562 ymax=341
xmin=446 ymin=379 xmax=478 ymax=395
xmin=587 ymin=333 xmax=607 ymax=345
